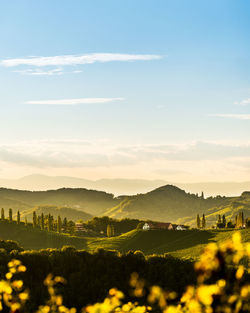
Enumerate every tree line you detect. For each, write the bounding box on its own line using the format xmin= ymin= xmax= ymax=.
xmin=1 ymin=208 xmax=75 ymax=235
xmin=0 ymin=241 xmax=195 ymax=313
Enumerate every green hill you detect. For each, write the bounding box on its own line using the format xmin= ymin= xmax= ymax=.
xmin=0 ymin=185 xmax=249 ymax=225
xmin=104 ymin=185 xmax=231 ymax=223
xmin=0 ymin=187 xmax=118 ymax=215
xmin=0 ymin=221 xmax=87 ymax=250
xmin=187 ymin=191 xmax=250 ymax=226
xmin=20 ymin=205 xmax=92 ymax=222
xmin=87 ymin=228 xmax=250 ymax=260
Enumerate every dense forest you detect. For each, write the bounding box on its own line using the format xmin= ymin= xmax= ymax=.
xmin=0 ymin=240 xmax=195 ymax=312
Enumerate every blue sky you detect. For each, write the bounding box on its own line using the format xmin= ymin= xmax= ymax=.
xmin=0 ymin=0 xmax=250 ymax=182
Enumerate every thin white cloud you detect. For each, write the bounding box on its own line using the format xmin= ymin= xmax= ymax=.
xmin=14 ymin=68 xmax=63 ymax=76
xmin=26 ymin=97 xmax=124 ymax=105
xmin=234 ymin=98 xmax=250 ymax=106
xmin=1 ymin=53 xmax=162 ymax=67
xmin=210 ymin=114 xmax=250 ymax=120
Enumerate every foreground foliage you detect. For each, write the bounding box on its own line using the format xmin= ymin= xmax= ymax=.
xmin=0 ymin=233 xmax=249 ymax=313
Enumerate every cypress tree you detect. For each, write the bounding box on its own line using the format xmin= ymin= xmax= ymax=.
xmin=222 ymin=215 xmax=226 ymax=228
xmin=1 ymin=208 xmax=4 ymax=221
xmin=63 ymin=217 xmax=68 ymax=233
xmin=111 ymin=224 xmax=115 ymax=236
xmin=57 ymin=215 xmax=62 ymax=233
xmin=9 ymin=208 xmax=12 ymax=222
xmin=41 ymin=213 xmax=45 ymax=230
xmin=33 ymin=211 xmax=37 ymax=227
xmin=17 ymin=210 xmax=21 ymax=224
xmin=201 ymin=214 xmax=206 ymax=229
xmin=218 ymin=214 xmax=221 ymax=224
xmin=107 ymin=224 xmax=112 ymax=237
xmin=196 ymin=214 xmax=200 ymax=228
xmin=48 ymin=214 xmax=52 ymax=232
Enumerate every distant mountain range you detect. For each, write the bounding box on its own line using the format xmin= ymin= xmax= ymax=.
xmin=0 ymin=183 xmax=249 ymax=225
xmin=0 ymin=174 xmax=250 ymax=196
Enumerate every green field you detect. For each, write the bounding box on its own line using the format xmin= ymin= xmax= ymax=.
xmin=0 ymin=221 xmax=249 ymax=260
xmin=87 ymin=228 xmax=250 ymax=260
xmin=0 ymin=221 xmax=87 ymax=250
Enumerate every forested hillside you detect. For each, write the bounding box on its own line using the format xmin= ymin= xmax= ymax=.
xmin=0 ymin=187 xmax=118 ymax=215
xmin=0 ymin=185 xmax=249 ymax=224
xmin=104 ymin=185 xmax=230 ymax=222
xmin=21 ymin=205 xmax=92 ymax=222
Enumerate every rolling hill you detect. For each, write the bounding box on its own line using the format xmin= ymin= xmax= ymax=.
xmin=87 ymin=228 xmax=250 ymax=260
xmin=104 ymin=185 xmax=231 ymax=223
xmin=0 ymin=221 xmax=87 ymax=250
xmin=20 ymin=205 xmax=92 ymax=222
xmin=0 ymin=185 xmax=249 ymax=225
xmin=0 ymin=187 xmax=118 ymax=215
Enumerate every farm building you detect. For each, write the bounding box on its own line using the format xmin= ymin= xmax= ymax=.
xmin=175 ymin=225 xmax=187 ymax=230
xmin=142 ymin=222 xmax=173 ymax=230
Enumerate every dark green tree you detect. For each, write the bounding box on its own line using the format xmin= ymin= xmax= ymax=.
xmin=9 ymin=208 xmax=13 ymax=222
xmin=201 ymin=214 xmax=206 ymax=229
xmin=222 ymin=215 xmax=226 ymax=228
xmin=57 ymin=215 xmax=62 ymax=233
xmin=107 ymin=224 xmax=112 ymax=237
xmin=226 ymin=220 xmax=234 ymax=228
xmin=196 ymin=214 xmax=201 ymax=228
xmin=48 ymin=214 xmax=52 ymax=232
xmin=111 ymin=224 xmax=115 ymax=236
xmin=63 ymin=217 xmax=68 ymax=233
xmin=41 ymin=213 xmax=45 ymax=230
xmin=17 ymin=210 xmax=21 ymax=224
xmin=33 ymin=211 xmax=37 ymax=227
xmin=1 ymin=208 xmax=4 ymax=221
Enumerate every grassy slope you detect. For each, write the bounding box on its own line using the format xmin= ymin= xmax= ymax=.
xmin=87 ymin=228 xmax=250 ymax=260
xmin=0 ymin=221 xmax=87 ymax=250
xmin=1 ymin=220 xmax=249 ymax=261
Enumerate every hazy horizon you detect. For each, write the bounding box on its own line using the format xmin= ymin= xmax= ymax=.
xmin=0 ymin=173 xmax=249 ymax=197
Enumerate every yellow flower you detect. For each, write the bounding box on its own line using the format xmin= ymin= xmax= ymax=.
xmin=235 ymin=265 xmax=244 ymax=280
xmin=5 ymin=272 xmax=12 ymax=280
xmin=19 ymin=292 xmax=29 ymax=301
xmin=12 ymin=280 xmax=23 ymax=289
xmin=18 ymin=265 xmax=27 ymax=272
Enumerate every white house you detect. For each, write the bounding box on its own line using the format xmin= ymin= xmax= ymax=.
xmin=142 ymin=223 xmax=150 ymax=231
xmin=176 ymin=225 xmax=186 ymax=231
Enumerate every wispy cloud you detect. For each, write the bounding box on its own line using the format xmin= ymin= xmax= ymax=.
xmin=210 ymin=114 xmax=250 ymax=120
xmin=13 ymin=68 xmax=63 ymax=76
xmin=234 ymin=98 xmax=250 ymax=106
xmin=26 ymin=97 xmax=124 ymax=105
xmin=1 ymin=53 xmax=162 ymax=67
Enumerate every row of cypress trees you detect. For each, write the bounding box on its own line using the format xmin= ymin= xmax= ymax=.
xmin=0 ymin=208 xmax=75 ymax=234
xmin=196 ymin=214 xmax=206 ymax=229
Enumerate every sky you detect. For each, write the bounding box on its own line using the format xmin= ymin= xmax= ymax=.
xmin=0 ymin=0 xmax=250 ymax=183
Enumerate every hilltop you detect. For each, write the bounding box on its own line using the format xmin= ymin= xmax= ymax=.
xmin=104 ymin=185 xmax=231 ymax=223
